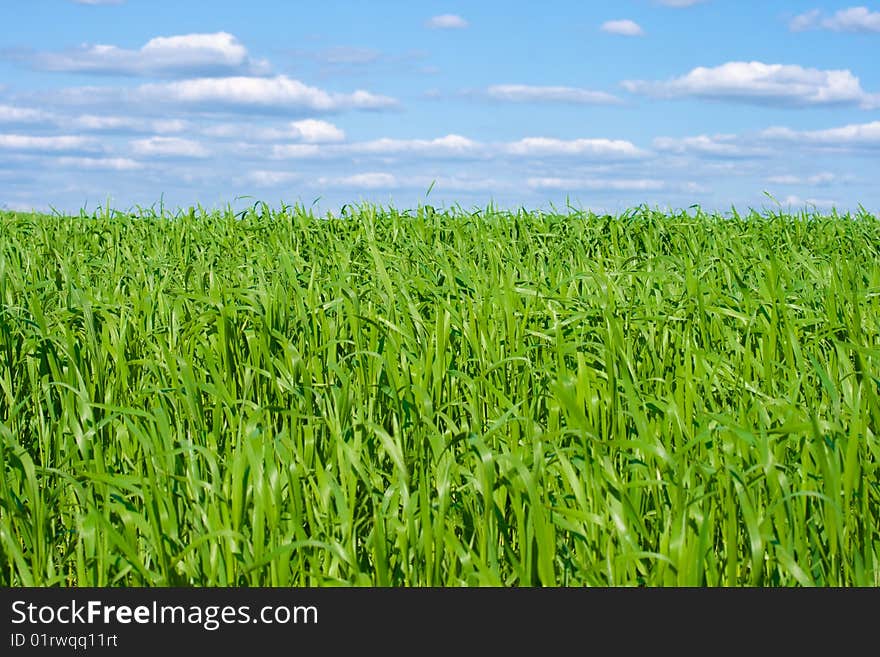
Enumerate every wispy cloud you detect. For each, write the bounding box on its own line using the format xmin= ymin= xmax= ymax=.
xmin=314 ymin=46 xmax=382 ymax=65
xmin=0 ymin=104 xmax=52 ymax=124
xmin=0 ymin=134 xmax=98 ymax=152
xmin=503 ymin=137 xmax=648 ymax=159
xmin=655 ymin=0 xmax=706 ymax=7
xmin=243 ymin=170 xmax=300 ymax=188
xmin=761 ymin=120 xmax=880 ymax=149
xmin=779 ymin=195 xmax=839 ymax=209
xmin=527 ymin=177 xmax=665 ymax=191
xmin=0 ymin=104 xmax=188 ymax=134
xmin=268 ymin=134 xmax=647 ymax=161
xmin=54 ymin=156 xmax=143 ymax=170
xmin=767 ymin=172 xmax=836 ymax=185
xmin=65 ymin=115 xmax=188 ymax=133
xmin=271 ymin=134 xmax=480 ymax=159
xmin=130 ymin=136 xmax=208 ymax=158
xmin=14 ymin=32 xmax=268 ymax=77
xmin=601 ymin=20 xmax=645 ymax=37
xmin=622 ymin=61 xmax=880 ymax=109
xmin=348 ymin=134 xmax=479 ymax=155
xmin=485 ymin=84 xmax=622 ymax=105
xmin=790 ymin=7 xmax=880 ymax=33
xmin=653 ymin=134 xmax=768 ymax=158
xmin=317 ymin=172 xmax=399 ymax=189
xmin=425 ymin=14 xmax=469 ymax=29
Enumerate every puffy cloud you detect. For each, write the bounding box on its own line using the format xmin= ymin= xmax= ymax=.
xmin=348 ymin=134 xmax=479 ymax=155
xmin=22 ymin=32 xmax=268 ymax=77
xmin=622 ymin=61 xmax=879 ymax=108
xmin=202 ymin=119 xmax=344 ymax=143
xmin=136 ymin=75 xmax=398 ymax=111
xmin=600 ymin=20 xmax=645 ymax=37
xmin=289 ymin=119 xmax=346 ymax=143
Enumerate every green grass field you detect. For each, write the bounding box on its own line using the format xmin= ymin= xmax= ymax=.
xmin=1 ymin=203 xmax=878 ymax=586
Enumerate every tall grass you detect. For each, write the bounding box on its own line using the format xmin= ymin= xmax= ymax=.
xmin=1 ymin=203 xmax=878 ymax=585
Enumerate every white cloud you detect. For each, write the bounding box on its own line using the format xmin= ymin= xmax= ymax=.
xmin=653 ymin=134 xmax=768 ymax=158
xmin=419 ymin=176 xmax=507 ymax=192
xmin=486 ymin=84 xmax=622 ymax=104
xmin=270 ymin=134 xmax=480 ymax=160
xmin=622 ymin=61 xmax=879 ymax=108
xmin=760 ymin=121 xmax=880 ymax=148
xmin=130 ymin=136 xmax=208 ymax=158
xmin=244 ymin=170 xmax=300 ymax=188
xmin=790 ymin=7 xmax=880 ymax=33
xmin=0 ymin=104 xmax=52 ymax=123
xmin=66 ymin=115 xmax=188 ymax=133
xmin=317 ymin=173 xmax=399 ymax=189
xmin=289 ymin=119 xmax=346 ymax=143
xmin=136 ymin=75 xmax=398 ymax=111
xmin=349 ymin=134 xmax=479 ymax=155
xmin=267 ymin=134 xmax=645 ymax=162
xmin=504 ymin=137 xmax=647 ymax=159
xmin=202 ymin=119 xmax=344 ymax=143
xmin=27 ymin=32 xmax=267 ymax=77
xmin=528 ymin=177 xmax=665 ymax=191
xmin=601 ymin=20 xmax=645 ymax=37
xmin=767 ymin=173 xmax=836 ymax=186
xmin=789 ymin=9 xmax=822 ymax=32
xmin=0 ymin=134 xmax=98 ymax=151
xmin=780 ymin=195 xmax=839 ymax=209
xmin=426 ymin=14 xmax=469 ymax=29
xmin=767 ymin=175 xmax=800 ymax=185
xmin=0 ymin=104 xmax=189 ymax=134
xmin=270 ymin=144 xmax=323 ymax=159
xmin=54 ymin=156 xmax=143 ymax=170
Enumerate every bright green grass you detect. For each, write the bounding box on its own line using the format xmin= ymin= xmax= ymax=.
xmin=1 ymin=203 xmax=878 ymax=586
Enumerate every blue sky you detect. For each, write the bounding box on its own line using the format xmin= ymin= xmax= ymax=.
xmin=2 ymin=0 xmax=879 ymax=214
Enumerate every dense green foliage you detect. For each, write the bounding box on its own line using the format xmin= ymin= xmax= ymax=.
xmin=1 ymin=204 xmax=879 ymax=585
